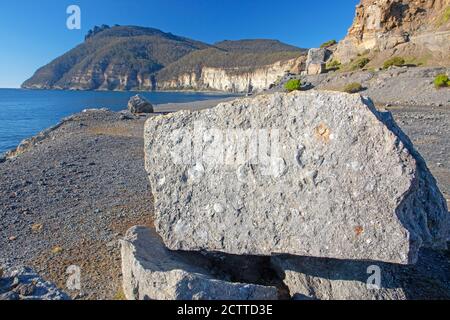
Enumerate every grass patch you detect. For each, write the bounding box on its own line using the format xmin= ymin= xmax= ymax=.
xmin=326 ymin=59 xmax=341 ymax=71
xmin=404 ymin=55 xmax=431 ymax=67
xmin=343 ymin=82 xmax=364 ymax=94
xmin=114 ymin=288 xmax=127 ymax=300
xmin=434 ymin=74 xmax=450 ymax=89
xmin=350 ymin=57 xmax=370 ymax=70
xmin=437 ymin=6 xmax=450 ymax=26
xmin=320 ymin=40 xmax=337 ymax=48
xmin=284 ymin=79 xmax=302 ymax=92
xmin=51 ymin=246 xmax=64 ymax=254
xmin=383 ymin=57 xmax=405 ymax=69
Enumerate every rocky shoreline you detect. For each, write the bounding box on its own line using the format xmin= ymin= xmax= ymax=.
xmin=267 ymin=66 xmax=450 ymax=108
xmin=2 ymin=0 xmax=449 ymax=301
xmin=1 ymin=90 xmax=449 ymax=300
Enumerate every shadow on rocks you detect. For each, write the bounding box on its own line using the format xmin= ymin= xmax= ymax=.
xmin=272 ymin=245 xmax=450 ymax=300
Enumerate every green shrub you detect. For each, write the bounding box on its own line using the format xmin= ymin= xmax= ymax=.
xmin=284 ymin=79 xmax=302 ymax=92
xmin=320 ymin=40 xmax=337 ymax=48
xmin=350 ymin=57 xmax=370 ymax=70
xmin=326 ymin=59 xmax=341 ymax=70
xmin=434 ymin=74 xmax=450 ymax=89
xmin=438 ymin=6 xmax=450 ymax=26
xmin=343 ymin=82 xmax=363 ymax=94
xmin=383 ymin=57 xmax=405 ymax=69
xmin=444 ymin=7 xmax=450 ymax=23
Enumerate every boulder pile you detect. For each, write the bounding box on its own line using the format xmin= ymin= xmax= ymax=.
xmin=122 ymin=91 xmax=449 ymax=300
xmin=0 ymin=265 xmax=69 ymax=300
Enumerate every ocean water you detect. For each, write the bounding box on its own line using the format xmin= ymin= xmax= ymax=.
xmin=0 ymin=89 xmax=236 ymax=155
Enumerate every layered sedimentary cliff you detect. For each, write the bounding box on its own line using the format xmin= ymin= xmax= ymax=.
xmin=157 ymin=57 xmax=304 ymax=92
xmin=335 ymin=0 xmax=450 ymax=65
xmin=22 ymin=26 xmax=305 ymax=93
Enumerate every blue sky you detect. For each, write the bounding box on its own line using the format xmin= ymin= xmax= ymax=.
xmin=0 ymin=0 xmax=359 ymax=88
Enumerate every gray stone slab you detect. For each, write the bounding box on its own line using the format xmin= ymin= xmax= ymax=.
xmin=144 ymin=91 xmax=449 ymax=264
xmin=120 ymin=226 xmax=278 ymax=300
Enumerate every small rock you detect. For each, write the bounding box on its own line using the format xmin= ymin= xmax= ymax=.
xmin=11 ymin=277 xmax=20 ymax=288
xmin=51 ymin=246 xmax=63 ymax=254
xmin=127 ymin=95 xmax=154 ymax=114
xmin=0 ymin=292 xmax=20 ymax=300
xmin=120 ymin=114 xmax=133 ymax=120
xmin=31 ymin=223 xmax=43 ymax=233
xmin=14 ymin=283 xmax=35 ymax=297
xmin=106 ymin=240 xmax=117 ymax=249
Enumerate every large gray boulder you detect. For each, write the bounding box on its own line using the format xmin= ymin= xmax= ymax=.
xmin=305 ymin=48 xmax=331 ymax=75
xmin=271 ymin=248 xmax=450 ymax=300
xmin=120 ymin=226 xmax=278 ymax=300
xmin=144 ymin=91 xmax=449 ymax=265
xmin=127 ymin=94 xmax=154 ymax=114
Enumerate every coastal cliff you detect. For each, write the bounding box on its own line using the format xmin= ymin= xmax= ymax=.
xmin=335 ymin=0 xmax=450 ymax=66
xmin=157 ymin=56 xmax=304 ymax=92
xmin=22 ymin=26 xmax=305 ymax=93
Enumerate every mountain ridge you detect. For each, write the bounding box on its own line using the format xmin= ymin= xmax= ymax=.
xmin=22 ymin=25 xmax=306 ymax=92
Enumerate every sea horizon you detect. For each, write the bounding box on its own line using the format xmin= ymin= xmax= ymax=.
xmin=0 ymin=89 xmax=238 ymax=155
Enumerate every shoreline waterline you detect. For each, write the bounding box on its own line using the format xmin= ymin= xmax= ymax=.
xmin=0 ymin=89 xmax=240 ymax=156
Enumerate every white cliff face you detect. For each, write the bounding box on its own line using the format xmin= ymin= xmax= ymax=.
xmin=157 ymin=57 xmax=304 ymax=93
xmin=46 ymin=56 xmax=304 ymax=92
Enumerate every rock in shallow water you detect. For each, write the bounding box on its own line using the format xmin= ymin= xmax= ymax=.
xmin=120 ymin=226 xmax=278 ymax=300
xmin=144 ymin=91 xmax=449 ymax=265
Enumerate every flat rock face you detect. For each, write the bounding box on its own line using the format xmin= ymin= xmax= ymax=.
xmin=305 ymin=48 xmax=330 ymax=75
xmin=334 ymin=0 xmax=450 ymax=63
xmin=144 ymin=91 xmax=449 ymax=264
xmin=120 ymin=226 xmax=278 ymax=300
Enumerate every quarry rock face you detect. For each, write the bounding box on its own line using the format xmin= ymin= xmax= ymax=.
xmin=305 ymin=48 xmax=331 ymax=75
xmin=120 ymin=226 xmax=278 ymax=300
xmin=144 ymin=91 xmax=449 ymax=265
xmin=335 ymin=0 xmax=450 ymax=64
